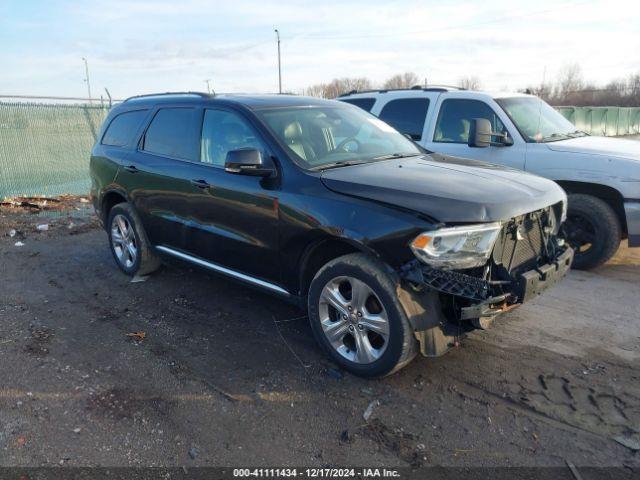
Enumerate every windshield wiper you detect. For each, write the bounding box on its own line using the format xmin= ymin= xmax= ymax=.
xmin=372 ymin=153 xmax=421 ymax=160
xmin=566 ymin=130 xmax=588 ymax=138
xmin=311 ymin=160 xmax=369 ymax=171
xmin=540 ymin=133 xmax=571 ymax=143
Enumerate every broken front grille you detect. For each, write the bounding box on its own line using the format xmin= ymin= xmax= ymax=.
xmin=492 ymin=209 xmax=549 ymax=273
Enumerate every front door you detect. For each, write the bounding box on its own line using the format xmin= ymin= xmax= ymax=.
xmin=422 ymin=98 xmax=527 ymax=170
xmin=181 ymin=108 xmax=281 ymax=285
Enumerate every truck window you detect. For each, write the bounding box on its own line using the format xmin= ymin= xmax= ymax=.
xmin=378 ymin=98 xmax=429 ymax=140
xmin=340 ymin=98 xmax=376 ymax=112
xmin=434 ymin=99 xmax=505 ymax=144
xmin=101 ymin=110 xmax=148 ymax=147
xmin=142 ymin=108 xmax=198 ymax=160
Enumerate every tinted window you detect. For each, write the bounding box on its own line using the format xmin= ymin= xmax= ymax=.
xmin=340 ymin=98 xmax=376 ymax=112
xmin=378 ymin=98 xmax=429 ymax=140
xmin=143 ymin=108 xmax=198 ymax=160
xmin=201 ymin=110 xmax=267 ymax=167
xmin=101 ymin=110 xmax=148 ymax=146
xmin=434 ymin=99 xmax=505 ymax=143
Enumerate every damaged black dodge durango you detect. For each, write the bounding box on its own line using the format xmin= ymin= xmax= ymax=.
xmin=90 ymin=93 xmax=573 ymax=377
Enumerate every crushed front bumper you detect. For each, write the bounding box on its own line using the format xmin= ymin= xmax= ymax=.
xmin=459 ymin=247 xmax=574 ymax=319
xmin=400 ymin=247 xmax=574 ymax=321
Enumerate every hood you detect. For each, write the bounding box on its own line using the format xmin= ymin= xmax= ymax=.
xmin=320 ymin=154 xmax=566 ymax=223
xmin=545 ymin=135 xmax=640 ymax=161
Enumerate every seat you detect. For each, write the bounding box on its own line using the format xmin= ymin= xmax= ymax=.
xmin=283 ymin=121 xmax=316 ymax=162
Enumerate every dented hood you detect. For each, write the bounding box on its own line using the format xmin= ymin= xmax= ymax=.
xmin=320 ymin=154 xmax=566 ymax=223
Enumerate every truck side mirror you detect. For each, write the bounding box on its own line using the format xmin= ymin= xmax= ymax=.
xmin=468 ymin=118 xmax=514 ymax=148
xmin=468 ymin=118 xmax=492 ymax=148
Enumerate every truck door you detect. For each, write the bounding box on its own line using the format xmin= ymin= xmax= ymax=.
xmin=422 ymin=96 xmax=526 ymax=170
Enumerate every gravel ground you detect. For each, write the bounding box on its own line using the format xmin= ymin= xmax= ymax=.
xmin=0 ymin=201 xmax=638 ymax=472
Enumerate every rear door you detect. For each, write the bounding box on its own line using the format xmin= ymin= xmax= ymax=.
xmin=117 ymin=105 xmax=201 ymax=250
xmin=422 ymin=95 xmax=526 ymax=169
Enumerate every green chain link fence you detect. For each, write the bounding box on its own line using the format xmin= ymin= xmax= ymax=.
xmin=1 ymin=101 xmax=639 ymax=198
xmin=0 ymin=102 xmax=108 ymax=198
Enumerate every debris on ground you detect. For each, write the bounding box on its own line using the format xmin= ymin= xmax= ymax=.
xmin=613 ymin=434 xmax=640 ymax=451
xmin=188 ymin=447 xmax=198 ymax=459
xmin=326 ymin=367 xmax=343 ymax=380
xmin=363 ymin=399 xmax=380 ymax=421
xmin=36 ymin=224 xmax=49 ymax=231
xmin=130 ymin=275 xmax=149 ymax=283
xmin=14 ymin=241 xmax=24 ymax=247
xmin=126 ymin=332 xmax=146 ymax=341
xmin=0 ymin=195 xmax=84 ymax=212
xmin=8 ymin=229 xmax=16 ymax=237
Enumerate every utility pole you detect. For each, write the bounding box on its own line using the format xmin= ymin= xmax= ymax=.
xmin=274 ymin=29 xmax=282 ymax=94
xmin=82 ymin=57 xmax=92 ymax=104
xmin=204 ymin=79 xmax=211 ymax=94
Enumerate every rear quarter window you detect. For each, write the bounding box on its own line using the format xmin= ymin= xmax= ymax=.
xmin=340 ymin=98 xmax=376 ymax=112
xmin=378 ymin=98 xmax=430 ymax=140
xmin=101 ymin=110 xmax=148 ymax=147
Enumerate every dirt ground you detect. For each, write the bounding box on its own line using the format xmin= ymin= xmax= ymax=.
xmin=0 ymin=198 xmax=638 ymax=473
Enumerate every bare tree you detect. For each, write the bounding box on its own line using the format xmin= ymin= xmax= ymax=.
xmin=304 ymin=84 xmax=329 ymax=98
xmin=382 ymin=72 xmax=420 ymax=90
xmin=305 ymin=77 xmax=373 ymax=99
xmin=458 ymin=76 xmax=482 ymax=90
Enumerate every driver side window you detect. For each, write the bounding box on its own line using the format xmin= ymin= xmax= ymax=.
xmin=201 ymin=109 xmax=267 ymax=167
xmin=434 ymin=99 xmax=505 ymax=144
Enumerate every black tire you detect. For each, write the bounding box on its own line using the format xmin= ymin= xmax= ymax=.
xmin=107 ymin=203 xmax=161 ymax=276
xmin=564 ymin=194 xmax=621 ymax=270
xmin=308 ymin=253 xmax=418 ymax=378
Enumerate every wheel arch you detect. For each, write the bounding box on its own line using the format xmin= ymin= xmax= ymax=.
xmin=298 ymin=236 xmax=377 ymax=297
xmin=101 ymin=190 xmax=129 ymax=227
xmin=556 ymin=180 xmax=627 ymax=237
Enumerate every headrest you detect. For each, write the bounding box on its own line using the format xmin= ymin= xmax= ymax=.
xmin=284 ymin=121 xmax=303 ymax=142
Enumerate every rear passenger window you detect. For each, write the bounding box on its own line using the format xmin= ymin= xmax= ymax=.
xmin=434 ymin=99 xmax=505 ymax=144
xmin=143 ymin=108 xmax=198 ymax=160
xmin=378 ymin=98 xmax=429 ymax=140
xmin=340 ymin=98 xmax=376 ymax=112
xmin=101 ymin=110 xmax=148 ymax=146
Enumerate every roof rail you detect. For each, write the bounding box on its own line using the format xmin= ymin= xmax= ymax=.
xmin=338 ymin=85 xmax=464 ymax=97
xmin=123 ymin=91 xmax=212 ymax=103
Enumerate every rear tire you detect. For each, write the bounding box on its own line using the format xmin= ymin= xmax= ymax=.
xmin=308 ymin=253 xmax=418 ymax=377
xmin=107 ymin=203 xmax=161 ymax=276
xmin=564 ymin=194 xmax=621 ymax=270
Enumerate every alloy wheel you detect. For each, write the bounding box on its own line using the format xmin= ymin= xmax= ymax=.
xmin=111 ymin=214 xmax=138 ymax=269
xmin=318 ymin=276 xmax=390 ymax=364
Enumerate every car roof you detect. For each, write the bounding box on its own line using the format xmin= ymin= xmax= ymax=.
xmin=339 ymin=88 xmax=535 ymax=101
xmin=115 ymin=92 xmax=340 ymax=111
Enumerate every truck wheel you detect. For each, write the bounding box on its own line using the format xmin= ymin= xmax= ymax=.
xmin=107 ymin=203 xmax=161 ymax=276
xmin=308 ymin=253 xmax=418 ymax=377
xmin=563 ymin=194 xmax=621 ymax=270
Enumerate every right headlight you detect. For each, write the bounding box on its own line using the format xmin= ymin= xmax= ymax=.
xmin=410 ymin=222 xmax=502 ymax=270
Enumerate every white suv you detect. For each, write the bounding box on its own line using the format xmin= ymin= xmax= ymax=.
xmin=339 ymin=87 xmax=640 ymax=269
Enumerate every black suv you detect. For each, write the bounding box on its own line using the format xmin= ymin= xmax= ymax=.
xmin=90 ymin=92 xmax=573 ymax=377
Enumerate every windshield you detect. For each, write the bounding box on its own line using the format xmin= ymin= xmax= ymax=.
xmin=496 ymin=97 xmax=586 ymax=143
xmin=256 ymin=105 xmax=422 ymax=169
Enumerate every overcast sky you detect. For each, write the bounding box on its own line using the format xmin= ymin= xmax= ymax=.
xmin=1 ymin=0 xmax=638 ymax=99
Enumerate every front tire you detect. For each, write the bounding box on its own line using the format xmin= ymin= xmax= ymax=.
xmin=308 ymin=253 xmax=418 ymax=377
xmin=107 ymin=203 xmax=161 ymax=276
xmin=563 ymin=194 xmax=621 ymax=270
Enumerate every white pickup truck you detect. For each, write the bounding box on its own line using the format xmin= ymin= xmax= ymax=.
xmin=339 ymin=87 xmax=640 ymax=269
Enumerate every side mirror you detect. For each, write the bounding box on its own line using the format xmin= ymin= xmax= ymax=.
xmin=224 ymin=149 xmax=274 ymax=177
xmin=468 ymin=118 xmax=513 ymax=148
